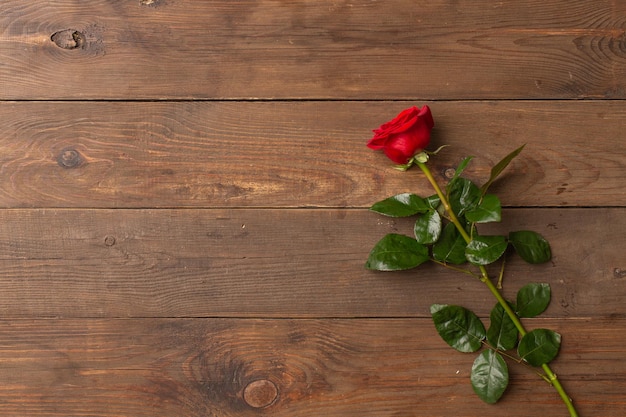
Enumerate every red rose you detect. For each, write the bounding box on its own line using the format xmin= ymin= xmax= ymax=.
xmin=367 ymin=106 xmax=434 ymax=164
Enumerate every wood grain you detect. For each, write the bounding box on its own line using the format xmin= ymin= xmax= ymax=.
xmin=0 ymin=208 xmax=622 ymax=319
xmin=2 ymin=0 xmax=626 ymax=99
xmin=1 ymin=101 xmax=624 ymax=208
xmin=0 ymin=317 xmax=623 ymax=416
xmin=3 ymin=1 xmax=624 ymax=415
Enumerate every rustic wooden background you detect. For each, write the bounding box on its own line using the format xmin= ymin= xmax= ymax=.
xmin=1 ymin=1 xmax=625 ymax=416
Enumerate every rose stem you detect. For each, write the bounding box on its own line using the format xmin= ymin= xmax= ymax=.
xmin=416 ymin=161 xmax=578 ymax=417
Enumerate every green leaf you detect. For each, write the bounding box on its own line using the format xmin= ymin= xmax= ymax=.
xmin=448 ymin=177 xmax=481 ymax=217
xmin=465 ymin=235 xmax=508 ymax=265
xmin=518 ymin=329 xmax=561 ymax=366
xmin=370 ymin=193 xmax=431 ymax=217
xmin=432 ymin=223 xmax=467 ymax=264
xmin=414 ymin=210 xmax=442 ymax=244
xmin=365 ymin=234 xmax=430 ymax=271
xmin=487 ymin=303 xmax=519 ymax=351
xmin=516 ymin=283 xmax=551 ymax=318
xmin=425 ymin=194 xmax=441 ymax=210
xmin=465 ymin=194 xmax=502 ymax=224
xmin=509 ymin=230 xmax=552 ymax=264
xmin=480 ymin=144 xmax=525 ymax=195
xmin=447 ymin=156 xmax=474 ymax=188
xmin=430 ymin=304 xmax=486 ymax=353
xmin=471 ymin=350 xmax=509 ymax=404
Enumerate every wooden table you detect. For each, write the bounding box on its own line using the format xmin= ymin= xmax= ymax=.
xmin=1 ymin=1 xmax=625 ymax=415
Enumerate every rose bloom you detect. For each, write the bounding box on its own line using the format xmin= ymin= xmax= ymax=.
xmin=367 ymin=106 xmax=434 ymax=164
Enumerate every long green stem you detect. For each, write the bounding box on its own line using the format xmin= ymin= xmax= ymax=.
xmin=416 ymin=161 xmax=578 ymax=417
xmin=416 ymin=162 xmax=471 ymax=243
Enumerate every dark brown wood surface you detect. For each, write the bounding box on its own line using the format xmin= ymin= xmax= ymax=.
xmin=0 ymin=318 xmax=622 ymax=417
xmin=2 ymin=0 xmax=626 ymax=99
xmin=0 ymin=208 xmax=622 ymax=319
xmin=1 ymin=0 xmax=625 ymax=416
xmin=0 ymin=101 xmax=623 ymax=208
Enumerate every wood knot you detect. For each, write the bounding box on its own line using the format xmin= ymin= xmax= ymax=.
xmin=57 ymin=148 xmax=83 ymax=168
xmin=140 ymin=0 xmax=163 ymax=6
xmin=242 ymin=379 xmax=278 ymax=409
xmin=51 ymin=29 xmax=85 ymax=49
xmin=443 ymin=167 xmax=456 ymax=179
xmin=104 ymin=236 xmax=116 ymax=246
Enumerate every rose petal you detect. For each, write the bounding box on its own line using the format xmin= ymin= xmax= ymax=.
xmin=366 ymin=105 xmax=434 ymax=164
xmin=418 ymin=105 xmax=434 ymax=129
xmin=366 ymin=133 xmax=388 ymax=149
xmin=384 ymin=146 xmax=411 ymax=164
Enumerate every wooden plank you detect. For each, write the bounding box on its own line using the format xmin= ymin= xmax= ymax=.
xmin=2 ymin=0 xmax=626 ymax=99
xmin=0 ymin=208 xmax=623 ymax=318
xmin=0 ymin=317 xmax=622 ymax=416
xmin=0 ymin=101 xmax=623 ymax=208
